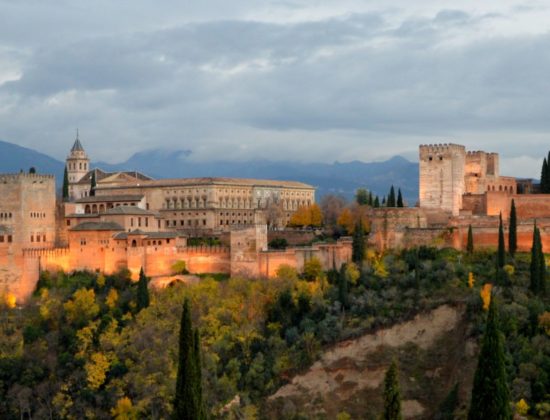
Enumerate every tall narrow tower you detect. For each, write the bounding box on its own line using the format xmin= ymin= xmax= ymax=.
xmin=66 ymin=130 xmax=90 ymax=200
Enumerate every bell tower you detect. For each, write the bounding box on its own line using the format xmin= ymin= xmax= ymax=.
xmin=66 ymin=130 xmax=90 ymax=200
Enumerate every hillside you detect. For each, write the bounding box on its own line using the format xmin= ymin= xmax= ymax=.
xmin=0 ymin=140 xmax=65 ymax=182
xmin=267 ymin=304 xmax=476 ymax=419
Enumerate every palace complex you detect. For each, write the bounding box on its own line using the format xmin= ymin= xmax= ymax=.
xmin=2 ymin=138 xmax=550 ymax=304
xmin=0 ymin=137 xmax=349 ymax=303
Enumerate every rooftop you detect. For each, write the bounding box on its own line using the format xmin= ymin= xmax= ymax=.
xmin=97 ymin=177 xmax=315 ymax=190
xmin=104 ymin=206 xmax=157 ymax=216
xmin=113 ymin=230 xmax=180 ymax=240
xmin=74 ymin=194 xmax=144 ymax=203
xmin=70 ymin=221 xmax=124 ymax=232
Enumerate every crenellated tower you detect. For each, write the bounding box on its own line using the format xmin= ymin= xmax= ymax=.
xmin=66 ymin=130 xmax=90 ymax=200
xmin=419 ymin=143 xmax=466 ymax=216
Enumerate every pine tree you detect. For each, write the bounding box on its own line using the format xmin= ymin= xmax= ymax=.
xmin=174 ymin=298 xmax=205 ymax=420
xmin=397 ymin=189 xmax=404 ymax=207
xmin=136 ymin=267 xmax=150 ymax=311
xmin=497 ymin=213 xmax=505 ymax=269
xmin=467 ymin=299 xmax=511 ymax=420
xmin=338 ymin=264 xmax=349 ymax=309
xmin=388 ymin=186 xmax=396 ymax=207
xmin=382 ymin=360 xmax=402 ymax=420
xmin=62 ymin=166 xmax=69 ymax=201
xmin=352 ymin=221 xmax=365 ymax=265
xmin=508 ymin=199 xmax=517 ymax=257
xmin=467 ymin=225 xmax=474 ymax=254
xmin=90 ymin=170 xmax=97 ymax=197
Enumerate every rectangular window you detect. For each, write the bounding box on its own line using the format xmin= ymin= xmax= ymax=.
xmin=31 ymin=235 xmax=34 ymax=242
xmin=66 ymin=220 xmax=71 ymax=226
xmin=8 ymin=235 xmax=12 ymax=243
xmin=145 ymin=218 xmax=149 ymax=228
xmin=138 ymin=217 xmax=142 ymax=227
xmin=37 ymin=236 xmax=41 ymax=243
xmin=0 ymin=236 xmax=4 ymax=243
xmin=131 ymin=218 xmax=134 ymax=227
xmin=43 ymin=235 xmax=46 ymax=242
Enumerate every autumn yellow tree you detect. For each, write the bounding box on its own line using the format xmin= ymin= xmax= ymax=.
xmin=289 ymin=204 xmax=323 ymax=227
xmin=480 ymin=283 xmax=493 ymax=311
xmin=309 ymin=203 xmax=323 ymax=227
xmin=337 ymin=208 xmax=354 ymax=233
xmin=64 ymin=288 xmax=100 ymax=326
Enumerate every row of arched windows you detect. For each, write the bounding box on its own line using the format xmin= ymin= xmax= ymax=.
xmin=30 ymin=212 xmax=46 ymax=218
xmin=0 ymin=212 xmax=12 ymax=219
xmin=68 ymin=162 xmax=88 ymax=171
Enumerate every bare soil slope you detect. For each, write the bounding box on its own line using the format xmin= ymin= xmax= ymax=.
xmin=266 ymin=304 xmax=477 ymax=419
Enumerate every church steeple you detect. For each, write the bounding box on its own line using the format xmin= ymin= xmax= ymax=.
xmin=66 ymin=130 xmax=91 ymax=200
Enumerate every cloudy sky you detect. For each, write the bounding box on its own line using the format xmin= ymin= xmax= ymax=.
xmin=0 ymin=0 xmax=549 ymax=177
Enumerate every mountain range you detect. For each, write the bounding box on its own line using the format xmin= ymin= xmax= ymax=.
xmin=0 ymin=140 xmax=419 ymax=203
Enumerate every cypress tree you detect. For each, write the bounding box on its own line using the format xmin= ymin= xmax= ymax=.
xmin=136 ymin=267 xmax=150 ymax=311
xmin=530 ymin=224 xmax=546 ymax=295
xmin=368 ymin=191 xmax=373 ymax=206
xmin=467 ymin=299 xmax=511 ymax=420
xmin=356 ymin=188 xmax=368 ymax=205
xmin=467 ymin=225 xmax=474 ymax=254
xmin=62 ymin=166 xmax=69 ymax=201
xmin=352 ymin=221 xmax=365 ymax=265
xmin=508 ymin=200 xmax=517 ymax=257
xmin=174 ymin=298 xmax=204 ymax=420
xmin=547 ymin=151 xmax=550 ymax=192
xmin=396 ymin=188 xmax=404 ymax=207
xmin=374 ymin=196 xmax=380 ymax=208
xmin=497 ymin=213 xmax=505 ymax=269
xmin=388 ymin=186 xmax=396 ymax=207
xmin=382 ymin=360 xmax=402 ymax=420
xmin=90 ymin=170 xmax=97 ymax=197
xmin=530 ymin=224 xmax=541 ymax=294
xmin=338 ymin=264 xmax=349 ymax=309
xmin=541 ymin=158 xmax=548 ymax=193
xmin=193 ymin=329 xmax=205 ymax=420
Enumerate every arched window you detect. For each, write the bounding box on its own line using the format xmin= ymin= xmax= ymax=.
xmin=85 ymin=205 xmax=91 ymax=214
xmin=131 ymin=240 xmax=137 ymax=247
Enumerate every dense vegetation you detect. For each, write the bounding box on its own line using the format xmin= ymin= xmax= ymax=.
xmin=0 ymin=246 xmax=549 ymax=418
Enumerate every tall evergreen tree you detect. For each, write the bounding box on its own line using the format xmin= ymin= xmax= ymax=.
xmin=352 ymin=221 xmax=365 ymax=265
xmin=467 ymin=299 xmax=511 ymax=420
xmin=174 ymin=298 xmax=205 ymax=420
xmin=374 ymin=196 xmax=380 ymax=208
xmin=368 ymin=191 xmax=373 ymax=206
xmin=90 ymin=170 xmax=97 ymax=197
xmin=338 ymin=264 xmax=349 ymax=309
xmin=387 ymin=185 xmax=396 ymax=207
xmin=497 ymin=213 xmax=505 ymax=269
xmin=508 ymin=199 xmax=517 ymax=257
xmin=62 ymin=166 xmax=69 ymax=201
xmin=541 ymin=158 xmax=549 ymax=193
xmin=467 ymin=225 xmax=474 ymax=254
xmin=382 ymin=196 xmax=387 ymax=206
xmin=136 ymin=267 xmax=150 ymax=311
xmin=530 ymin=224 xmax=541 ymax=294
xmin=397 ymin=189 xmax=404 ymax=207
xmin=530 ymin=224 xmax=546 ymax=295
xmin=193 ymin=329 xmax=205 ymax=419
xmin=382 ymin=360 xmax=402 ymax=420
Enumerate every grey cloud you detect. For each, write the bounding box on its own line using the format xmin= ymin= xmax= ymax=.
xmin=0 ymin=3 xmax=549 ymax=170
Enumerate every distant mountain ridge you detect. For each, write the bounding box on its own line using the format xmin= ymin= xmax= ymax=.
xmin=0 ymin=140 xmax=419 ymax=202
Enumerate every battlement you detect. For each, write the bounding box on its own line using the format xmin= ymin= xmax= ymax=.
xmin=419 ymin=143 xmax=465 ymax=154
xmin=0 ymin=173 xmax=55 ymax=183
xmin=23 ymin=247 xmax=68 ymax=258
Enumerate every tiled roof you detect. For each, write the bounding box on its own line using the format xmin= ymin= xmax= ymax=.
xmin=70 ymin=222 xmax=124 ymax=231
xmin=71 ymin=138 xmax=85 ymax=152
xmin=75 ymin=194 xmax=144 ymax=203
xmin=76 ymin=169 xmax=153 ymax=186
xmin=104 ymin=206 xmax=156 ymax=216
xmin=113 ymin=231 xmax=180 ymax=240
xmin=97 ymin=177 xmax=314 ymax=190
